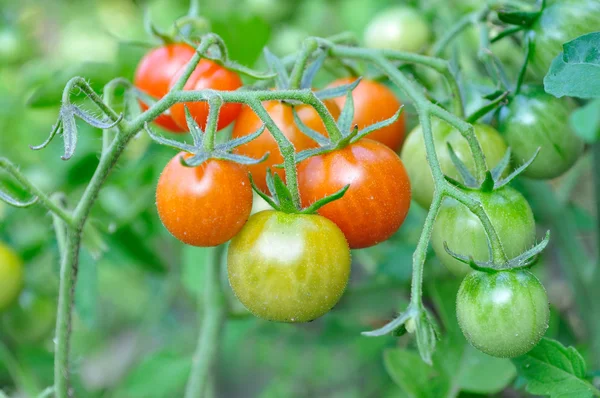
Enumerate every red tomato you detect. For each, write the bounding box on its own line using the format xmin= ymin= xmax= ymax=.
xmin=231 ymin=100 xmax=340 ymax=192
xmin=156 ymin=153 xmax=253 ymax=246
xmin=134 ymin=43 xmax=195 ymax=133
xmin=170 ymin=59 xmax=243 ymax=131
xmin=328 ymin=78 xmax=406 ymax=151
xmin=298 ymin=139 xmax=411 ymax=249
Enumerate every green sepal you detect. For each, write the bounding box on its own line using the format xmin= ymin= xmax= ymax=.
xmin=497 ymin=9 xmax=542 ymax=28
xmin=337 ymin=91 xmax=355 ymax=134
xmin=491 ymin=147 xmax=512 ymax=181
xmin=184 ymin=106 xmax=205 ymax=147
xmin=219 ymin=125 xmax=266 ymax=151
xmin=271 ymin=173 xmax=297 ymax=212
xmin=263 ymin=48 xmax=290 ymax=90
xmin=299 ymin=184 xmax=350 ymax=214
xmin=292 ymin=108 xmax=330 ymax=146
xmin=466 ymin=91 xmax=509 ymax=123
xmin=248 ymin=174 xmax=279 ymax=210
xmin=314 ymin=77 xmax=361 ymax=100
xmin=352 ymin=107 xmax=403 ymax=143
xmin=215 ymin=152 xmax=269 ymax=166
xmin=30 ymin=120 xmax=62 ymax=151
xmin=479 ymin=171 xmax=496 ymax=192
xmin=300 ymin=51 xmax=326 ymax=90
xmin=362 ymin=308 xmax=416 ymax=337
xmin=414 ymin=309 xmax=439 ymax=365
xmin=144 ymin=123 xmax=196 ymax=153
xmin=446 ymin=142 xmax=478 ymax=187
xmin=0 ymin=189 xmax=38 ymax=208
xmin=494 ymin=147 xmax=540 ymax=189
xmin=490 ymin=26 xmax=524 ymax=44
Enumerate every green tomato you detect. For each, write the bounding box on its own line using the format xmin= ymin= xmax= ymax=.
xmin=432 ymin=187 xmax=536 ymax=276
xmin=530 ymin=0 xmax=600 ymax=77
xmin=498 ymin=87 xmax=583 ymax=179
xmin=401 ymin=121 xmax=508 ymax=209
xmin=227 ymin=210 xmax=351 ymax=322
xmin=364 ymin=6 xmax=431 ymax=53
xmin=456 ymin=269 xmax=549 ymax=358
xmin=2 ymin=292 xmax=55 ymax=344
xmin=0 ymin=242 xmax=23 ymax=311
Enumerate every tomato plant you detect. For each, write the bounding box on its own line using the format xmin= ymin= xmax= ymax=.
xmin=498 ymin=87 xmax=584 ymax=179
xmin=328 ymin=78 xmax=406 ymax=151
xmin=227 ymin=210 xmax=351 ymax=322
xmin=134 ymin=43 xmax=195 ymax=132
xmin=169 ymin=59 xmax=243 ymax=131
xmin=363 ymin=6 xmax=431 ymax=53
xmin=401 ymin=121 xmax=508 ymax=208
xmin=456 ymin=269 xmax=550 ymax=358
xmin=0 ymin=241 xmax=23 ymax=312
xmin=156 ymin=153 xmax=253 ymax=247
xmin=432 ymin=187 xmax=536 ymax=276
xmin=231 ymin=99 xmax=339 ymax=192
xmin=298 ymin=139 xmax=411 ymax=249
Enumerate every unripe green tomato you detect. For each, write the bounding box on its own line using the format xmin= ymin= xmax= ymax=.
xmin=431 ymin=187 xmax=536 ymax=276
xmin=2 ymin=292 xmax=56 ymax=344
xmin=401 ymin=121 xmax=508 ymax=209
xmin=498 ymin=87 xmax=584 ymax=179
xmin=0 ymin=242 xmax=24 ymax=311
xmin=529 ymin=0 xmax=600 ymax=77
xmin=364 ymin=6 xmax=431 ymax=53
xmin=456 ymin=270 xmax=549 ymax=358
xmin=228 ymin=210 xmax=351 ymax=323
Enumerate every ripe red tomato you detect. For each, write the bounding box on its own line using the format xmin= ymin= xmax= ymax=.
xmin=134 ymin=43 xmax=195 ymax=132
xmin=327 ymin=78 xmax=406 ymax=151
xmin=297 ymin=139 xmax=411 ymax=249
xmin=156 ymin=153 xmax=253 ymax=247
xmin=231 ymin=99 xmax=340 ymax=192
xmin=170 ymin=59 xmax=243 ymax=131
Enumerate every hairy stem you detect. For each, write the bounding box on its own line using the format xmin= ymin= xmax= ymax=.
xmin=184 ymin=245 xmax=227 ymax=398
xmin=289 ymin=38 xmax=318 ymax=89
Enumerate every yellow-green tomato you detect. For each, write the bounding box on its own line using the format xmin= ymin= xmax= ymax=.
xmin=457 ymin=270 xmax=549 ymax=358
xmin=364 ymin=6 xmax=431 ymax=53
xmin=401 ymin=121 xmax=508 ymax=209
xmin=431 ymin=187 xmax=536 ymax=276
xmin=2 ymin=292 xmax=56 ymax=344
xmin=227 ymin=210 xmax=351 ymax=322
xmin=0 ymin=242 xmax=24 ymax=311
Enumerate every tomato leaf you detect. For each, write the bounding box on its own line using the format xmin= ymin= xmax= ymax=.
xmin=384 ymin=348 xmax=448 ymax=398
xmin=544 ymin=32 xmax=600 ymax=99
xmin=512 ymin=338 xmax=599 ymax=397
xmin=569 ymin=99 xmax=600 ymax=143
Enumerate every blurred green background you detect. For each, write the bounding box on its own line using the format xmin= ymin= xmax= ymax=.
xmin=0 ymin=0 xmax=596 ymax=397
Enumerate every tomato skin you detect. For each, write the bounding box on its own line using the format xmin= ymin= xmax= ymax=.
xmin=498 ymin=88 xmax=583 ymax=180
xmin=170 ymin=59 xmax=243 ymax=131
xmin=298 ymin=139 xmax=411 ymax=249
xmin=457 ymin=270 xmax=549 ymax=358
xmin=227 ymin=210 xmax=351 ymax=322
xmin=231 ymin=100 xmax=340 ymax=192
xmin=156 ymin=153 xmax=253 ymax=247
xmin=530 ymin=0 xmax=600 ymax=77
xmin=134 ymin=43 xmax=196 ymax=132
xmin=401 ymin=122 xmax=508 ymax=209
xmin=0 ymin=242 xmax=23 ymax=312
xmin=328 ymin=78 xmax=406 ymax=151
xmin=363 ymin=6 xmax=431 ymax=53
xmin=432 ymin=187 xmax=536 ymax=276
xmin=2 ymin=292 xmax=55 ymax=344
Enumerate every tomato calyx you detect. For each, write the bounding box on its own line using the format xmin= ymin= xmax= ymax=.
xmin=293 ymin=91 xmax=404 ymax=163
xmin=445 ymin=144 xmax=540 ymax=193
xmin=495 ymin=0 xmax=545 ymax=29
xmin=145 ymin=104 xmax=268 ymax=167
xmin=250 ymin=169 xmax=349 ymax=214
xmin=443 ymin=230 xmax=551 ymax=273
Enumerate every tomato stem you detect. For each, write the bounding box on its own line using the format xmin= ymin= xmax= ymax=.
xmin=203 ymin=96 xmax=223 ymax=151
xmin=289 ymin=37 xmax=318 ymax=90
xmin=184 ymin=245 xmax=228 ymax=398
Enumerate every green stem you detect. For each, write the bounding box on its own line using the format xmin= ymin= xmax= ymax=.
xmin=53 ymin=230 xmax=80 ymax=398
xmin=184 ymin=245 xmax=227 ymax=398
xmin=289 ymin=38 xmax=318 ymax=89
xmin=171 ymin=34 xmax=221 ymax=91
xmin=203 ymin=96 xmax=223 ymax=151
xmin=0 ymin=158 xmax=74 ymax=226
xmin=430 ymin=10 xmax=484 ymax=57
xmin=188 ymin=0 xmax=201 ymax=18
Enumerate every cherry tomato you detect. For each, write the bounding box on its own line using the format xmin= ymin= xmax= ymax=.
xmin=134 ymin=43 xmax=195 ymax=132
xmin=170 ymin=59 xmax=243 ymax=131
xmin=498 ymin=87 xmax=583 ymax=180
xmin=2 ymin=292 xmax=55 ymax=344
xmin=456 ymin=269 xmax=549 ymax=358
xmin=530 ymin=0 xmax=600 ymax=77
xmin=328 ymin=78 xmax=406 ymax=151
xmin=401 ymin=121 xmax=508 ymax=209
xmin=156 ymin=153 xmax=253 ymax=247
xmin=0 ymin=242 xmax=23 ymax=312
xmin=231 ymin=100 xmax=340 ymax=192
xmin=298 ymin=139 xmax=411 ymax=249
xmin=431 ymin=187 xmax=536 ymax=276
xmin=363 ymin=6 xmax=431 ymax=53
xmin=227 ymin=210 xmax=351 ymax=322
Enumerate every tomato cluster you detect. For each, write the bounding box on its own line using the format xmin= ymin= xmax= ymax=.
xmin=138 ymin=44 xmax=411 ymax=323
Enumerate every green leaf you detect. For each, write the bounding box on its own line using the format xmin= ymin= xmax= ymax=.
xmin=544 ymin=32 xmax=600 ymax=99
xmin=570 ymin=99 xmax=600 ymax=143
xmin=118 ymin=349 xmax=191 ymax=398
xmin=211 ymin=14 xmax=270 ymax=67
xmin=384 ymin=349 xmax=449 ymax=398
xmin=512 ymin=338 xmax=598 ymax=398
